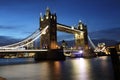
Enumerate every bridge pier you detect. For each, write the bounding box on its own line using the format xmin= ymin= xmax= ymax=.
xmin=34 ymin=49 xmax=65 ymax=61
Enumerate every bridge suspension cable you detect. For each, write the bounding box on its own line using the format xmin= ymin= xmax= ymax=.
xmin=88 ymin=35 xmax=96 ymax=49
xmin=0 ymin=25 xmax=49 ymax=50
xmin=88 ymin=35 xmax=109 ymax=53
xmin=14 ymin=25 xmax=48 ymax=49
xmin=1 ymin=29 xmax=40 ymax=47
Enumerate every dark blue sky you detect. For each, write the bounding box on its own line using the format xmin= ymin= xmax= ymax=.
xmin=0 ymin=0 xmax=120 ymax=41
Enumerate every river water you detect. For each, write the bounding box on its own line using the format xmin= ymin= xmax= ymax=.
xmin=0 ymin=56 xmax=115 ymax=80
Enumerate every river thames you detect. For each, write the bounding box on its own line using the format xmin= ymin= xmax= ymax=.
xmin=0 ymin=56 xmax=115 ymax=80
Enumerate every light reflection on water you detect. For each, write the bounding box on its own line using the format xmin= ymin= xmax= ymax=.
xmin=0 ymin=56 xmax=114 ymax=80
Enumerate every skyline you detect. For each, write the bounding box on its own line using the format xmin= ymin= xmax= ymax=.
xmin=0 ymin=0 xmax=120 ymax=41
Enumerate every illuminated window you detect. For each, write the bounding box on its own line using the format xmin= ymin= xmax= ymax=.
xmin=81 ymin=32 xmax=83 ymax=35
xmin=80 ymin=25 xmax=83 ymax=30
xmin=41 ymin=18 xmax=43 ymax=21
xmin=46 ymin=16 xmax=49 ymax=19
xmin=54 ymin=16 xmax=56 ymax=20
xmin=51 ymin=16 xmax=52 ymax=19
xmin=80 ymin=32 xmax=84 ymax=38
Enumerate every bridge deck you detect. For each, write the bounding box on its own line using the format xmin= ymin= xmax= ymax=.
xmin=0 ymin=49 xmax=48 ymax=53
xmin=0 ymin=49 xmax=80 ymax=53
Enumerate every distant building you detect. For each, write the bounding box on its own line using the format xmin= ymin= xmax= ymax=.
xmin=61 ymin=40 xmax=68 ymax=49
xmin=107 ymin=42 xmax=120 ymax=55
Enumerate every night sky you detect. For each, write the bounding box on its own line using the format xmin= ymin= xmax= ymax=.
xmin=0 ymin=0 xmax=120 ymax=41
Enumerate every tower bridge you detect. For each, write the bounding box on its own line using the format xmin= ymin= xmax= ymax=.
xmin=40 ymin=8 xmax=88 ymax=51
xmin=0 ymin=8 xmax=98 ymax=60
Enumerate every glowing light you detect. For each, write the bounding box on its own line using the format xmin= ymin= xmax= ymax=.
xmin=51 ymin=16 xmax=52 ymax=19
xmin=40 ymin=12 xmax=44 ymax=21
xmin=42 ymin=30 xmax=46 ymax=34
xmin=79 ymin=50 xmax=83 ymax=54
xmin=41 ymin=18 xmax=43 ymax=21
xmin=46 ymin=16 xmax=49 ymax=19
xmin=80 ymin=25 xmax=83 ymax=30
xmin=80 ymin=32 xmax=84 ymax=36
xmin=54 ymin=16 xmax=56 ymax=20
xmin=71 ymin=26 xmax=74 ymax=29
xmin=51 ymin=41 xmax=57 ymax=49
xmin=71 ymin=58 xmax=90 ymax=80
xmin=75 ymin=33 xmax=78 ymax=36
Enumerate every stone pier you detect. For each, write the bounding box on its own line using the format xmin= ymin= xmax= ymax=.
xmin=34 ymin=49 xmax=65 ymax=61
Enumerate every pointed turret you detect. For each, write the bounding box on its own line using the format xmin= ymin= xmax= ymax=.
xmin=40 ymin=12 xmax=43 ymax=21
xmin=78 ymin=20 xmax=84 ymax=30
xmin=46 ymin=7 xmax=51 ymax=16
xmin=78 ymin=20 xmax=87 ymax=30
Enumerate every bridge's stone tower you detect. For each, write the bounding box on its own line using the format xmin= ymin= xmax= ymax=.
xmin=75 ymin=21 xmax=88 ymax=53
xmin=35 ymin=8 xmax=65 ymax=61
xmin=40 ymin=8 xmax=57 ymax=49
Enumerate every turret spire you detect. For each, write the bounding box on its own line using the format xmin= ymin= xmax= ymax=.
xmin=46 ymin=7 xmax=51 ymax=16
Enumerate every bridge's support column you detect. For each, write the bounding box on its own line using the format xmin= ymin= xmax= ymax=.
xmin=74 ymin=21 xmax=90 ymax=57
xmin=34 ymin=8 xmax=65 ymax=61
xmin=40 ymin=8 xmax=58 ymax=49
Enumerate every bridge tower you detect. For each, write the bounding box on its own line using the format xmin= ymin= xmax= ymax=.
xmin=75 ymin=21 xmax=89 ymax=53
xmin=40 ymin=8 xmax=57 ymax=49
xmin=35 ymin=8 xmax=65 ymax=61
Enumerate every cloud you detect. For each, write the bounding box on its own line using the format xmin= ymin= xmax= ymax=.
xmin=89 ymin=27 xmax=120 ymax=41
xmin=0 ymin=24 xmax=33 ymax=39
xmin=0 ymin=25 xmax=21 ymax=30
xmin=0 ymin=25 xmax=29 ymax=32
xmin=57 ymin=27 xmax=120 ymax=42
xmin=0 ymin=36 xmax=21 ymax=46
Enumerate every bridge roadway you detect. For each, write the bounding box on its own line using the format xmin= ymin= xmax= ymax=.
xmin=0 ymin=49 xmax=48 ymax=53
xmin=0 ymin=49 xmax=80 ymax=53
